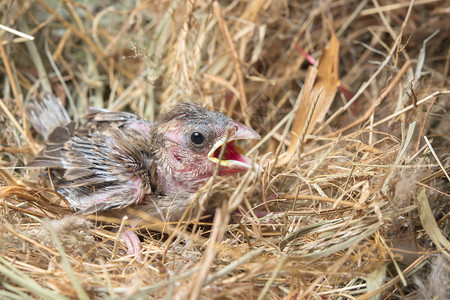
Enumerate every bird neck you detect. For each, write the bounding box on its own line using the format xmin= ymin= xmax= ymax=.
xmin=157 ymin=165 xmax=208 ymax=195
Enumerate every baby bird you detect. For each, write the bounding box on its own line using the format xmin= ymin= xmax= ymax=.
xmin=26 ymin=93 xmax=260 ymax=261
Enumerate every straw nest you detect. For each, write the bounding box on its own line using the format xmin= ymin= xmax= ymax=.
xmin=0 ymin=1 xmax=449 ymax=299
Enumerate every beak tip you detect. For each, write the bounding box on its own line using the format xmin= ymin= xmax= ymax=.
xmin=233 ymin=122 xmax=260 ymax=140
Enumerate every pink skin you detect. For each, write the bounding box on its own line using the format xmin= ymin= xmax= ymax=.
xmin=75 ymin=177 xmax=145 ymax=262
xmin=28 ymin=100 xmax=261 ymax=262
xmin=161 ymin=128 xmax=218 ymax=194
xmin=125 ymin=120 xmax=152 ymax=135
xmin=161 ymin=121 xmax=259 ymax=193
xmin=161 ymin=146 xmax=215 ymax=195
xmin=121 ymin=230 xmax=142 ymax=262
xmin=73 ymin=178 xmax=143 ymax=211
xmin=122 ymin=121 xmax=259 ymax=261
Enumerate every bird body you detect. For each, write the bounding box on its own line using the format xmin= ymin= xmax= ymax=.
xmin=27 ymin=93 xmax=259 ymax=227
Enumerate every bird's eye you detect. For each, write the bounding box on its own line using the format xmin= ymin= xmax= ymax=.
xmin=190 ymin=132 xmax=205 ymax=145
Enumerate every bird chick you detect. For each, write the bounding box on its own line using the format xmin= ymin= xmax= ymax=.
xmin=26 ymin=93 xmax=260 ymax=261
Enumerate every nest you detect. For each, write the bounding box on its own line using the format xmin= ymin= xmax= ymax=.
xmin=0 ymin=0 xmax=449 ymax=299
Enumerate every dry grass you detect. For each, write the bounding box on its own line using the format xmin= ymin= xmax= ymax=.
xmin=1 ymin=0 xmax=449 ymax=299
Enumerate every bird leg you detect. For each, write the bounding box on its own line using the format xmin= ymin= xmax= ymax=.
xmin=120 ymin=230 xmax=142 ymax=262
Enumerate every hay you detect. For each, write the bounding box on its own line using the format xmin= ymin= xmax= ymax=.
xmin=1 ymin=0 xmax=449 ymax=299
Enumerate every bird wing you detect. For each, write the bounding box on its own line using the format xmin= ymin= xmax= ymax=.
xmin=30 ymin=109 xmax=160 ymax=213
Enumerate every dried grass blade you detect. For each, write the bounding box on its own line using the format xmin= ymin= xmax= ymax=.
xmin=44 ymin=40 xmax=78 ymax=121
xmin=204 ymin=248 xmax=264 ymax=285
xmin=0 ymin=39 xmax=38 ymax=154
xmin=381 ymin=121 xmax=417 ymax=194
xmin=372 ymin=90 xmax=446 ymax=128
xmin=111 ymin=215 xmax=128 ymax=261
xmin=424 ymin=136 xmax=450 ymax=182
xmin=276 ymin=30 xmax=339 ymax=167
xmin=0 ymin=256 xmax=67 ymax=300
xmin=256 ymin=255 xmax=287 ymax=300
xmin=275 ymin=66 xmax=317 ymax=166
xmin=279 ymin=219 xmax=342 ymax=251
xmin=308 ymin=28 xmax=340 ymax=129
xmin=18 ymin=19 xmax=51 ymax=92
xmin=417 ymin=188 xmax=450 ymax=260
xmin=213 ymin=1 xmax=251 ymax=127
xmin=0 ymin=24 xmax=34 ymax=40
xmin=0 ymin=283 xmax=35 ymax=300
xmin=356 ymin=255 xmax=429 ymax=300
xmin=298 ymin=222 xmax=380 ymax=259
xmin=365 ymin=264 xmax=387 ymax=300
xmin=380 ymin=235 xmax=407 ymax=286
xmin=115 ymin=267 xmax=200 ymax=298
xmin=43 ymin=219 xmax=90 ymax=300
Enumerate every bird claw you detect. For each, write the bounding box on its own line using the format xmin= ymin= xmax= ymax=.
xmin=120 ymin=230 xmax=143 ymax=263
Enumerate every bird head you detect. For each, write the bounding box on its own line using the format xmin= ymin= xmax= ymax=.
xmin=154 ymin=103 xmax=260 ymax=191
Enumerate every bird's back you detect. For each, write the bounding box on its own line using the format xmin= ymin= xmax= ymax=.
xmin=27 ymin=94 xmax=159 ymax=213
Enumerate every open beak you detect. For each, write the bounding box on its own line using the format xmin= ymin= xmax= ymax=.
xmin=208 ymin=122 xmax=260 ymax=173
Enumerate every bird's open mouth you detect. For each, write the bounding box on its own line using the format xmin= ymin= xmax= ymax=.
xmin=208 ymin=123 xmax=260 ymax=172
xmin=208 ymin=140 xmax=251 ymax=169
